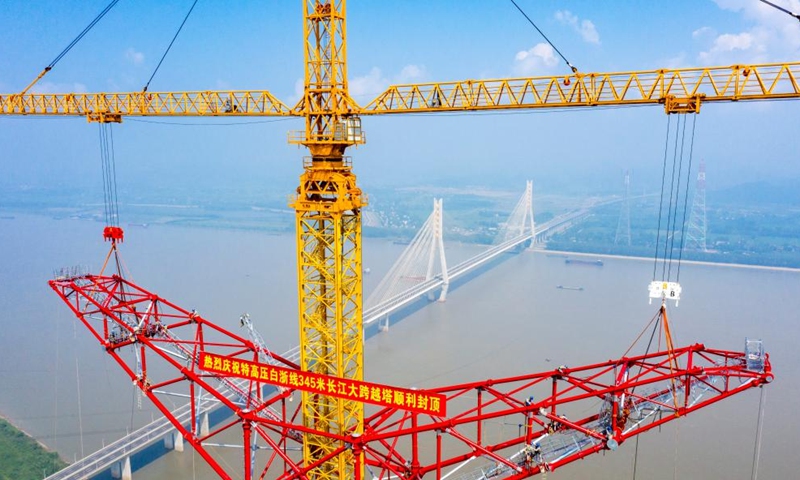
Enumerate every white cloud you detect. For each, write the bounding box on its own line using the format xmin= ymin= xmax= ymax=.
xmin=398 ymin=64 xmax=425 ymax=82
xmin=30 ymin=81 xmax=88 ymax=94
xmin=349 ymin=67 xmax=385 ymax=99
xmin=287 ymin=77 xmax=304 ymax=107
xmin=663 ymin=53 xmax=690 ymax=70
xmin=692 ymin=26 xmax=716 ymax=39
xmin=284 ymin=65 xmax=427 ymax=105
xmin=125 ymin=48 xmax=145 ymax=66
xmin=512 ymin=43 xmax=558 ymax=76
xmin=697 ymin=0 xmax=800 ymax=63
xmin=555 ymin=10 xmax=600 ymax=44
xmin=349 ymin=64 xmax=427 ymax=102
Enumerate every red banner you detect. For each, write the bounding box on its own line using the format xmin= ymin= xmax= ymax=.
xmin=199 ymin=352 xmax=446 ymax=416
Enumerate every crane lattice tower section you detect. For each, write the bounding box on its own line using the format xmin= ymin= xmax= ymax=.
xmin=288 ymin=1 xmax=366 ymax=477
xmin=685 ymin=159 xmax=708 ymax=252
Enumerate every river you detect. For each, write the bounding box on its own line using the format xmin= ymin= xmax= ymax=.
xmin=0 ymin=214 xmax=798 ymax=479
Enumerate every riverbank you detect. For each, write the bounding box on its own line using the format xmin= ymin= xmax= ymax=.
xmin=539 ymin=248 xmax=800 ymax=273
xmin=0 ymin=415 xmax=67 ymax=479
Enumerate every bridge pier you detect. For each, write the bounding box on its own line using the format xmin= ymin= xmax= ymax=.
xmin=164 ymin=430 xmax=185 ymax=452
xmin=110 ymin=456 xmax=132 ymax=480
xmin=199 ymin=412 xmax=210 ymax=437
xmin=438 ymin=283 xmax=449 ymax=302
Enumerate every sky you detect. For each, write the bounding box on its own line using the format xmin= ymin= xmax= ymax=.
xmin=1 ymin=0 xmax=800 ymax=199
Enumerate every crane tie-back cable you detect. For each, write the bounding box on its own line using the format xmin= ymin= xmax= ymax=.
xmin=509 ymin=0 xmax=578 ymax=73
xmin=19 ymin=0 xmax=120 ymax=95
xmin=759 ymin=0 xmax=800 ymax=22
xmin=143 ymin=0 xmax=199 ymax=93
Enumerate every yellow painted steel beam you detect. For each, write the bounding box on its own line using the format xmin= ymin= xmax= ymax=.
xmin=0 ymin=90 xmax=295 ymax=121
xmin=361 ymin=62 xmax=800 ymax=115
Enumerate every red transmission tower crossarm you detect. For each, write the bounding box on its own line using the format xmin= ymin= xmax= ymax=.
xmin=356 ymin=345 xmax=772 ymax=479
xmin=49 ymin=273 xmax=307 ymax=480
xmin=51 ymin=273 xmax=772 ymax=479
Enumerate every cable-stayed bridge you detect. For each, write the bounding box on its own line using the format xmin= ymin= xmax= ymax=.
xmin=46 ymin=181 xmax=601 ymax=480
xmin=363 ymin=181 xmax=601 ymax=326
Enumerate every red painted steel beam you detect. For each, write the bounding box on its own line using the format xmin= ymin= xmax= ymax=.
xmin=52 ymin=274 xmax=772 ymax=479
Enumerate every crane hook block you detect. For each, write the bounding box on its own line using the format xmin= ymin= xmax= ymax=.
xmin=648 ymin=280 xmax=681 ymax=306
xmin=103 ymin=226 xmax=124 ymax=243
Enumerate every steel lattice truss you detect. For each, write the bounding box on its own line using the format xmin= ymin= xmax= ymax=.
xmin=51 ymin=273 xmax=772 ymax=479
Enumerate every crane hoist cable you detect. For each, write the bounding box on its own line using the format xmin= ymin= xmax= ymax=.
xmin=19 ymin=0 xmax=121 ymax=95
xmin=652 ymin=114 xmax=697 ymax=284
xmin=143 ymin=0 xmax=200 ymax=93
xmin=664 ymin=116 xmax=689 ymax=282
xmin=652 ymin=115 xmax=672 ymax=281
xmin=98 ymin=123 xmax=127 ymax=277
xmin=646 ymin=113 xmax=700 ymax=413
xmin=508 ymin=0 xmax=578 ymax=73
xmin=674 ymin=117 xmax=697 ymax=283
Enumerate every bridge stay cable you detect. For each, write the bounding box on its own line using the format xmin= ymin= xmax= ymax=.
xmin=365 ymin=183 xmax=534 ymax=325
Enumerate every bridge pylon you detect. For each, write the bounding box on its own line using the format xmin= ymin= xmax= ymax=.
xmin=365 ymin=198 xmax=449 ymax=315
xmin=429 ymin=198 xmax=450 ymax=300
xmin=615 ymin=170 xmax=632 ymax=246
xmin=496 ymin=180 xmax=535 ymax=247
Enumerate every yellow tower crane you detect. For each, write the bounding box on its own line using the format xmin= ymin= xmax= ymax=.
xmin=2 ymin=1 xmax=800 ymax=478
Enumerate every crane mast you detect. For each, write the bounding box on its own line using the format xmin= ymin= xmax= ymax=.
xmin=289 ymin=1 xmax=365 ymax=478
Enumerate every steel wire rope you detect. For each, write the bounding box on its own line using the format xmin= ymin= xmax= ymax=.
xmin=759 ymin=0 xmax=800 ymax=21
xmin=51 ymin=312 xmax=61 ymax=474
xmin=111 ymin=127 xmax=120 ymax=227
xmin=508 ymin=0 xmax=578 ymax=73
xmin=629 ymin=311 xmax=665 ymax=480
xmin=675 ymin=116 xmax=697 ymax=282
xmin=653 ymin=115 xmax=672 ymax=281
xmin=108 ymin=124 xmax=120 ymax=228
xmin=673 ymin=421 xmax=680 ymax=480
xmin=750 ymin=386 xmax=767 ymax=480
xmin=98 ymin=124 xmax=121 ymax=229
xmin=19 ymin=0 xmax=121 ymax=94
xmin=661 ymin=115 xmax=684 ymax=281
xmin=128 ymin=380 xmax=137 ymax=438
xmin=48 ymin=0 xmax=121 ymax=70
xmin=76 ymin=358 xmax=85 ymax=459
xmin=98 ymin=124 xmax=112 ymax=227
xmin=142 ymin=0 xmax=200 ymax=93
xmin=666 ymin=116 xmax=689 ymax=281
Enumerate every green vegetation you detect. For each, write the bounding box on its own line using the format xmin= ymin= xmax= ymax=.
xmin=0 ymin=418 xmax=67 ymax=479
xmin=547 ymin=199 xmax=800 ymax=268
xmin=3 ymin=180 xmax=800 ymax=268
